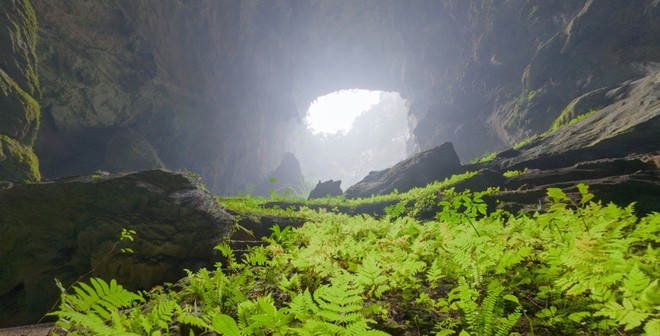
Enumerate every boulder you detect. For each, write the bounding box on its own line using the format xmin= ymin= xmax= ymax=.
xmin=308 ymin=180 xmax=343 ymax=199
xmin=345 ymin=142 xmax=462 ymax=198
xmin=0 ymin=169 xmax=235 ymax=327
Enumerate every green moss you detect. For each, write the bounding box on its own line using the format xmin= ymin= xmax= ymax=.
xmin=0 ymin=0 xmax=40 ymax=95
xmin=548 ymin=99 xmax=578 ymax=133
xmin=469 ymin=151 xmax=497 ymax=164
xmin=512 ymin=135 xmax=538 ymax=150
xmin=0 ymin=69 xmax=41 ymax=143
xmin=0 ymin=0 xmax=41 ymax=182
xmin=0 ymin=134 xmax=40 ymax=181
xmin=527 ymin=89 xmax=537 ymax=101
xmin=544 ymin=106 xmax=599 ymax=137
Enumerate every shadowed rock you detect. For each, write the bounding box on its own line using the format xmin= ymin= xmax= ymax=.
xmin=308 ymin=180 xmax=343 ymax=199
xmin=0 ymin=169 xmax=235 ymax=327
xmin=345 ymin=142 xmax=462 ymax=198
xmin=254 ymin=152 xmax=307 ymax=197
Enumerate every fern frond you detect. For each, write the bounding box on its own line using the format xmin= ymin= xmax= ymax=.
xmin=51 ymin=278 xmax=142 ymax=332
xmin=494 ymin=307 xmax=522 ymax=336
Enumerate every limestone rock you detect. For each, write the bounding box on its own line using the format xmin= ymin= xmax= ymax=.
xmin=345 ymin=142 xmax=462 ymax=198
xmin=0 ymin=169 xmax=235 ymax=327
xmin=101 ymin=128 xmax=165 ymax=172
xmin=487 ymin=71 xmax=660 ymax=171
xmin=23 ymin=0 xmax=660 ymax=191
xmin=308 ymin=180 xmax=343 ymax=200
xmin=254 ymin=152 xmax=307 ymax=197
xmin=0 ymin=0 xmax=41 ymax=182
xmin=493 ymin=154 xmax=660 ymax=215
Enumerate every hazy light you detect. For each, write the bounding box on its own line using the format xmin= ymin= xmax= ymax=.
xmin=305 ymin=89 xmax=381 ymax=134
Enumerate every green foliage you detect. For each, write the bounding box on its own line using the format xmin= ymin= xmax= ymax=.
xmin=503 ymin=168 xmax=527 ymax=178
xmin=0 ymin=134 xmax=41 ymax=181
xmin=120 ymin=228 xmax=136 ymax=254
xmin=50 ymin=181 xmax=660 ymax=335
xmin=450 ymin=280 xmax=522 ymax=336
xmin=49 ymin=278 xmax=143 ymax=335
xmin=547 ymin=104 xmax=599 ymax=136
xmin=512 ymin=136 xmax=537 ymax=150
xmin=469 ymin=151 xmax=497 ymax=164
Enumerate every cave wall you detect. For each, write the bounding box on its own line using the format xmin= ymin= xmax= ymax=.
xmin=0 ymin=0 xmax=41 ymax=182
xmin=7 ymin=0 xmax=658 ymax=193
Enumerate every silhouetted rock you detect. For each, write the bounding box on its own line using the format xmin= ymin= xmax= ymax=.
xmin=345 ymin=142 xmax=462 ymax=198
xmin=0 ymin=170 xmax=235 ymax=327
xmin=308 ymin=180 xmax=343 ymax=199
xmin=254 ymin=152 xmax=307 ymax=197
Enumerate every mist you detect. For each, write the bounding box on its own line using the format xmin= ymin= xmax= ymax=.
xmin=293 ymin=92 xmax=409 ymax=189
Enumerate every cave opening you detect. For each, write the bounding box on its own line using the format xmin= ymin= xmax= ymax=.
xmin=293 ymin=89 xmax=409 ymax=191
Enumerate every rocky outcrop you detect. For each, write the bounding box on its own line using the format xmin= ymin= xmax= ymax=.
xmin=493 ymin=154 xmax=660 ymax=215
xmin=460 ymin=71 xmax=660 ymax=214
xmin=345 ymin=142 xmax=462 ymax=198
xmin=253 ymin=152 xmax=307 ymax=197
xmin=483 ymin=71 xmax=660 ymax=171
xmin=308 ymin=180 xmax=343 ymax=199
xmin=0 ymin=169 xmax=235 ymax=327
xmin=488 ymin=0 xmax=660 ymax=145
xmin=0 ymin=0 xmax=41 ymax=182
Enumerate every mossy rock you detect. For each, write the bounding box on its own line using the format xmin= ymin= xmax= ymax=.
xmin=0 ymin=135 xmax=40 ymax=181
xmin=0 ymin=0 xmax=39 ymax=95
xmin=0 ymin=70 xmax=40 ymax=143
xmin=0 ymin=0 xmax=41 ymax=182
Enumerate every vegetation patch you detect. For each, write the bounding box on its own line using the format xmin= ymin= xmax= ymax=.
xmin=49 ymin=180 xmax=659 ymax=335
xmin=0 ymin=134 xmax=40 ymax=181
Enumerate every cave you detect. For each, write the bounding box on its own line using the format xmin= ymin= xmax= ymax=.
xmin=1 ymin=0 xmax=659 ymax=332
xmin=3 ymin=0 xmax=655 ymax=194
xmin=294 ymin=89 xmax=409 ymax=190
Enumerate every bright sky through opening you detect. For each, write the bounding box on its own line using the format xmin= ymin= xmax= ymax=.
xmin=305 ymin=89 xmax=381 ymax=134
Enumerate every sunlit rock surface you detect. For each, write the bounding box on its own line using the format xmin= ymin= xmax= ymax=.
xmin=0 ymin=170 xmax=235 ymax=327
xmin=485 ymin=71 xmax=660 ymax=170
xmin=345 ymin=142 xmax=462 ymax=198
xmin=18 ymin=0 xmax=658 ymax=193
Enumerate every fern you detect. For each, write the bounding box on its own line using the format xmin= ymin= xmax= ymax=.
xmin=289 ymin=277 xmax=387 ymax=335
xmin=451 ymin=280 xmax=521 ymax=336
xmin=594 ymin=299 xmax=650 ymax=331
xmin=48 ymin=182 xmax=659 ymax=335
xmin=353 ymin=254 xmax=390 ymax=298
xmin=50 ymin=278 xmax=143 ymax=334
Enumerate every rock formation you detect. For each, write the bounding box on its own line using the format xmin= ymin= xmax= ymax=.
xmin=0 ymin=169 xmax=235 ymax=327
xmin=253 ymin=152 xmax=307 ymax=197
xmin=345 ymin=142 xmax=462 ymax=198
xmin=483 ymin=71 xmax=660 ymax=171
xmin=1 ymin=0 xmax=655 ymax=193
xmin=308 ymin=179 xmax=343 ymax=200
xmin=0 ymin=0 xmax=41 ymax=182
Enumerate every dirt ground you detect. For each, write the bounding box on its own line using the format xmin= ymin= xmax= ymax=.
xmin=0 ymin=323 xmax=54 ymax=336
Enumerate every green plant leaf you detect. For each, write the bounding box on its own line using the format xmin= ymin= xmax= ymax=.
xmin=212 ymin=314 xmax=242 ymax=336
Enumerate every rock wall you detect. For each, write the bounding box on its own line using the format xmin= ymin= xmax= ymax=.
xmin=0 ymin=0 xmax=41 ymax=182
xmin=4 ymin=0 xmax=658 ymax=193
